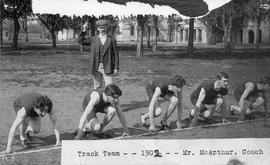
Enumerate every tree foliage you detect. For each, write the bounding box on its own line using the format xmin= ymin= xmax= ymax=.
xmin=1 ymin=0 xmax=32 ymax=49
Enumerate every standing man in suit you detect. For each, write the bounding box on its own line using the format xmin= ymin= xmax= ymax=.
xmin=78 ymin=19 xmax=119 ymax=89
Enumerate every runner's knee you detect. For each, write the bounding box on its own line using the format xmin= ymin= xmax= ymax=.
xmin=170 ymin=97 xmax=179 ymax=106
xmin=154 ymin=107 xmax=162 ymax=117
xmin=256 ymin=97 xmax=264 ymax=104
xmin=216 ymin=98 xmax=223 ymax=106
xmin=107 ymin=106 xmax=117 ymax=116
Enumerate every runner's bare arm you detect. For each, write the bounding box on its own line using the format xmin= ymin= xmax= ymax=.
xmin=176 ymin=90 xmax=183 ymax=128
xmin=49 ymin=110 xmax=61 ymax=147
xmin=149 ymin=87 xmax=162 ymax=131
xmin=262 ymin=92 xmax=268 ymax=118
xmin=190 ymin=87 xmax=206 ymax=127
xmin=5 ymin=108 xmax=26 ymax=153
xmin=115 ymin=104 xmax=130 ymax=136
xmin=239 ymin=83 xmax=254 ymax=111
xmin=78 ymin=92 xmax=99 ymax=131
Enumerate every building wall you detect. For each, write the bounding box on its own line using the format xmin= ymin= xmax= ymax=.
xmin=58 ymin=29 xmax=75 ymax=41
xmin=235 ymin=17 xmax=270 ymax=45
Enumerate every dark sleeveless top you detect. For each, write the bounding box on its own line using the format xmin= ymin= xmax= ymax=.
xmin=82 ymin=88 xmax=111 ymax=113
xmin=234 ymin=81 xmax=263 ymax=101
xmin=147 ymin=76 xmax=174 ymax=98
xmin=191 ymin=80 xmax=228 ymax=104
xmin=13 ymin=92 xmax=51 ymax=117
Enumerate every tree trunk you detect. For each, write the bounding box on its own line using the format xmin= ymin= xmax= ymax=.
xmin=223 ymin=16 xmax=233 ymax=56
xmin=255 ymin=16 xmax=261 ymax=50
xmin=188 ymin=18 xmax=194 ymax=56
xmin=50 ymin=30 xmax=57 ymax=47
xmin=146 ymin=25 xmax=151 ymax=48
xmin=80 ymin=21 xmax=83 ymax=51
xmin=137 ymin=15 xmax=144 ymax=57
xmin=0 ymin=0 xmax=3 ymax=47
xmin=13 ymin=17 xmax=20 ymax=50
xmin=90 ymin=17 xmax=96 ymax=37
xmin=152 ymin=15 xmax=158 ymax=51
xmin=174 ymin=22 xmax=178 ymax=44
xmin=42 ymin=24 xmax=46 ymax=41
xmin=23 ymin=16 xmax=28 ymax=42
xmin=206 ymin=25 xmax=215 ymax=45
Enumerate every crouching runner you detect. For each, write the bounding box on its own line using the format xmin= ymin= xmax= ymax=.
xmin=2 ymin=92 xmax=60 ymax=154
xmin=189 ymin=72 xmax=230 ymax=127
xmin=230 ymin=76 xmax=270 ymax=121
xmin=140 ymin=75 xmax=186 ymax=132
xmin=74 ymin=84 xmax=129 ymax=140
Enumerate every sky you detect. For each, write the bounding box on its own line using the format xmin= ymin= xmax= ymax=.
xmin=32 ymin=0 xmax=231 ymax=18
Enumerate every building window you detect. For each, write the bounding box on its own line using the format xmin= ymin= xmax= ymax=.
xmin=193 ymin=29 xmax=196 ymax=41
xmin=240 ymin=30 xmax=243 ymax=43
xmin=5 ymin=32 xmax=8 ymax=37
xmin=185 ymin=29 xmax=188 ymax=42
xmin=198 ymin=29 xmax=202 ymax=42
xmin=259 ymin=29 xmax=262 ymax=43
xmin=248 ymin=30 xmax=254 ymax=44
xmin=130 ymin=26 xmax=134 ymax=36
xmin=180 ymin=30 xmax=183 ymax=42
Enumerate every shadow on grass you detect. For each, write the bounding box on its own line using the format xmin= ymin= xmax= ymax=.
xmin=121 ymin=101 xmax=148 ymax=112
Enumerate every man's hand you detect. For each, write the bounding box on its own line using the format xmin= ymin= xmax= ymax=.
xmin=82 ymin=22 xmax=89 ymax=32
xmin=176 ymin=121 xmax=182 ymax=129
xmin=113 ymin=69 xmax=118 ymax=76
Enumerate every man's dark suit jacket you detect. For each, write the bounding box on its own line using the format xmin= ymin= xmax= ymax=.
xmin=78 ymin=32 xmax=119 ymax=75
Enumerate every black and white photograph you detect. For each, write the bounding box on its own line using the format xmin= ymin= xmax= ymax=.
xmin=1 ymin=0 xmax=270 ymax=164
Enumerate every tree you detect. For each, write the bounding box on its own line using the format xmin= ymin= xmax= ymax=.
xmin=167 ymin=14 xmax=175 ymax=42
xmin=136 ymin=15 xmax=147 ymax=57
xmin=0 ymin=0 xmax=4 ymax=47
xmin=199 ymin=12 xmax=218 ymax=45
xmin=1 ymin=0 xmax=32 ymax=49
xmin=36 ymin=13 xmax=66 ymax=47
xmin=187 ymin=18 xmax=194 ymax=56
xmin=244 ymin=0 xmax=270 ymax=49
xmin=206 ymin=0 xmax=246 ymax=55
xmin=151 ymin=15 xmax=158 ymax=51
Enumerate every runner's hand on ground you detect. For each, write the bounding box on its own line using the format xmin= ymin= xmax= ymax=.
xmin=121 ymin=132 xmax=130 ymax=137
xmin=55 ymin=140 xmax=61 ymax=147
xmin=149 ymin=125 xmax=156 ymax=132
xmin=222 ymin=118 xmax=230 ymax=123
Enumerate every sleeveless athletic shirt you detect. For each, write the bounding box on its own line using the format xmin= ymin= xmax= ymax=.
xmin=82 ymin=88 xmax=111 ymax=113
xmin=148 ymin=77 xmax=174 ymax=98
xmin=191 ymin=80 xmax=228 ymax=104
xmin=13 ymin=92 xmax=51 ymax=118
xmin=234 ymin=81 xmax=262 ymax=101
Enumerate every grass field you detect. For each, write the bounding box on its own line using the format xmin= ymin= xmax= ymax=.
xmin=0 ymin=43 xmax=270 ymax=164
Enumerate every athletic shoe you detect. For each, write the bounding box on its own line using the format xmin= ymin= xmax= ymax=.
xmin=26 ymin=132 xmax=32 ymax=141
xmin=140 ymin=114 xmax=147 ymax=126
xmin=159 ymin=121 xmax=169 ymax=131
xmin=20 ymin=139 xmax=30 ymax=148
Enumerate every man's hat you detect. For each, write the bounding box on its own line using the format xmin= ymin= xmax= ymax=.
xmin=96 ymin=19 xmax=110 ymax=27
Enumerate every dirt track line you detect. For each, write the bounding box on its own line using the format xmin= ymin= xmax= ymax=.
xmin=0 ymin=146 xmax=61 ymax=157
xmin=115 ymin=118 xmax=270 ymax=139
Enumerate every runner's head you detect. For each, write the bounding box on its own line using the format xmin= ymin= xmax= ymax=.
xmin=33 ymin=96 xmax=46 ymax=117
xmin=216 ymin=72 xmax=229 ymax=88
xmin=168 ymin=75 xmax=186 ymax=92
xmin=104 ymin=83 xmax=122 ymax=104
xmin=257 ymin=76 xmax=270 ymax=90
xmin=44 ymin=95 xmax=53 ymax=114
